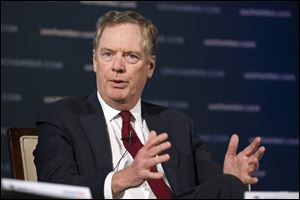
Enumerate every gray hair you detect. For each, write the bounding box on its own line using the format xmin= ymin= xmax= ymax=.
xmin=93 ymin=10 xmax=158 ymax=56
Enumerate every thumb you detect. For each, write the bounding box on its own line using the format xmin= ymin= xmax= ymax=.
xmin=226 ymin=134 xmax=239 ymax=157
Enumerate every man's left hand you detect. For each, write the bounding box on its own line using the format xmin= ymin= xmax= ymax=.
xmin=223 ymin=134 xmax=266 ymax=184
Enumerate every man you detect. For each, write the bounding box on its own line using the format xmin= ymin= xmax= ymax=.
xmin=34 ymin=10 xmax=265 ymax=199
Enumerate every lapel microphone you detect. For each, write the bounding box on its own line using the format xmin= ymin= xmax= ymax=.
xmin=121 ymin=130 xmax=134 ymax=143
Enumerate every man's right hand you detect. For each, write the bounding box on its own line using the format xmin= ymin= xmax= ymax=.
xmin=111 ymin=130 xmax=171 ymax=198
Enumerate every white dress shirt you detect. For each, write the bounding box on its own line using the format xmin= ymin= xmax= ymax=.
xmin=97 ymin=92 xmax=170 ymax=199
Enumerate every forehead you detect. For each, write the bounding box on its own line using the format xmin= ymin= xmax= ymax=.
xmin=98 ymin=23 xmax=144 ymax=52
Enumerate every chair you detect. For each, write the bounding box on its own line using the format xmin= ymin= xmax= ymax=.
xmin=7 ymin=128 xmax=38 ymax=181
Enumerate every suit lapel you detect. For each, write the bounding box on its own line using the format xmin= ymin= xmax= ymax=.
xmin=79 ymin=92 xmax=113 ymax=172
xmin=78 ymin=94 xmax=181 ymax=194
xmin=142 ymin=103 xmax=181 ymax=195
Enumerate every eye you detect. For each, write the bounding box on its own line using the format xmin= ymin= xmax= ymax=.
xmin=125 ymin=54 xmax=139 ymax=64
xmin=102 ymin=52 xmax=113 ymax=62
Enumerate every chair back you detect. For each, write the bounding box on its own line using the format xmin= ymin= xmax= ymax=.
xmin=8 ymin=128 xmax=38 ymax=181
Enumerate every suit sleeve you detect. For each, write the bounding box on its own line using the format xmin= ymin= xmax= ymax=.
xmin=187 ymin=116 xmax=223 ymax=182
xmin=165 ymin=110 xmax=223 ymax=194
xmin=33 ymin=104 xmax=108 ymax=199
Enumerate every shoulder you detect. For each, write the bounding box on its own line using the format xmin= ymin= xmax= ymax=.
xmin=37 ymin=94 xmax=93 ymax=122
xmin=45 ymin=95 xmax=89 ymax=113
xmin=142 ymin=101 xmax=192 ymax=123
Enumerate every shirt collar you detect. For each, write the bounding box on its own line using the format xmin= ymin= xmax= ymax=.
xmin=97 ymin=91 xmax=142 ymax=124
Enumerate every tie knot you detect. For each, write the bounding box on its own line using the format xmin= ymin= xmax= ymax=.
xmin=120 ymin=111 xmax=132 ymax=123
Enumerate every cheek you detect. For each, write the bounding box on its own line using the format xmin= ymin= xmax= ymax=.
xmin=96 ymin=64 xmax=108 ymax=78
xmin=132 ymin=70 xmax=148 ymax=88
xmin=95 ymin=66 xmax=109 ymax=87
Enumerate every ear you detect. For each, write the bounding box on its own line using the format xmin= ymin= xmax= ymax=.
xmin=147 ymin=55 xmax=156 ymax=79
xmin=92 ymin=50 xmax=97 ymax=73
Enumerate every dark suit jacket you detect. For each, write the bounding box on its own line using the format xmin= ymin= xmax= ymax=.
xmin=33 ymin=91 xmax=222 ymax=198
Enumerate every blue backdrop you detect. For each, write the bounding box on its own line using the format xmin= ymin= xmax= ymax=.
xmin=1 ymin=1 xmax=299 ymax=191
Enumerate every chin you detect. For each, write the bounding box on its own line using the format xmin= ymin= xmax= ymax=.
xmin=108 ymin=92 xmax=128 ymax=103
xmin=111 ymin=96 xmax=127 ymax=103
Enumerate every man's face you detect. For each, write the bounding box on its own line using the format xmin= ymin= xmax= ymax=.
xmin=93 ymin=23 xmax=155 ymax=110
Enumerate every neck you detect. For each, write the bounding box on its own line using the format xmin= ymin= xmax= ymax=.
xmin=107 ymin=100 xmax=135 ymax=111
xmin=100 ymin=95 xmax=139 ymax=111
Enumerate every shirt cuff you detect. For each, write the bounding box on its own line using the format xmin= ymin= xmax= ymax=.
xmin=104 ymin=171 xmax=115 ymax=199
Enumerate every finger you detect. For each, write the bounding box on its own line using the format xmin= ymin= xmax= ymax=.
xmin=256 ymin=146 xmax=266 ymax=161
xmin=247 ymin=157 xmax=259 ymax=173
xmin=248 ymin=154 xmax=259 ymax=165
xmin=242 ymin=137 xmax=261 ymax=157
xmin=146 ymin=154 xmax=170 ymax=168
xmin=143 ymin=131 xmax=157 ymax=149
xmin=225 ymin=134 xmax=239 ymax=157
xmin=145 ymin=132 xmax=168 ymax=150
xmin=146 ymin=132 xmax=168 ymax=149
xmin=247 ymin=145 xmax=265 ymax=165
xmin=146 ymin=171 xmax=164 ymax=180
xmin=248 ymin=163 xmax=258 ymax=174
xmin=245 ymin=175 xmax=259 ymax=185
xmin=148 ymin=130 xmax=157 ymax=140
xmin=148 ymin=141 xmax=171 ymax=157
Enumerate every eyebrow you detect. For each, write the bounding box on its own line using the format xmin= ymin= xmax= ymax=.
xmin=99 ymin=47 xmax=142 ymax=57
xmin=124 ymin=51 xmax=142 ymax=57
xmin=99 ymin=47 xmax=114 ymax=53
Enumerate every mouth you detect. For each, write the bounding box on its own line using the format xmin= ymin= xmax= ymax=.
xmin=113 ymin=80 xmax=125 ymax=83
xmin=110 ymin=79 xmax=128 ymax=88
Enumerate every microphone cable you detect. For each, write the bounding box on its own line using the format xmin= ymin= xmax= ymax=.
xmin=114 ymin=131 xmax=134 ymax=171
xmin=113 ymin=149 xmax=129 ymax=171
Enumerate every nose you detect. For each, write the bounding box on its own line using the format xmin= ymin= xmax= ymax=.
xmin=112 ymin=54 xmax=125 ymax=73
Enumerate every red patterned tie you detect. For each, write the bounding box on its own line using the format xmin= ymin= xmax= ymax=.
xmin=120 ymin=111 xmax=171 ymax=199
